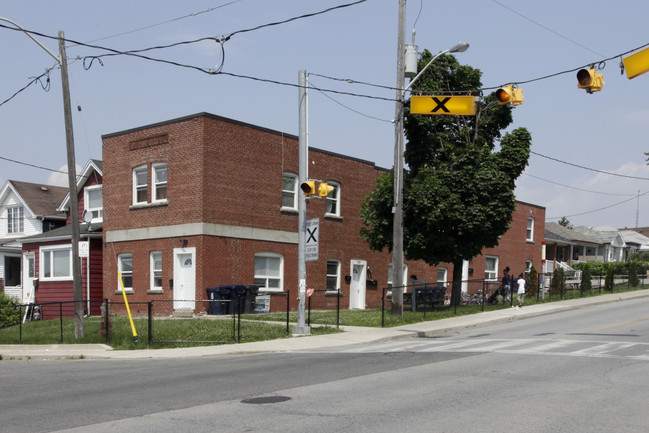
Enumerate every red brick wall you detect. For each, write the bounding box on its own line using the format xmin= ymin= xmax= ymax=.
xmin=101 ymin=113 xmax=545 ymax=310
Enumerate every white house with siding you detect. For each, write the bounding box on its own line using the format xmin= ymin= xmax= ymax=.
xmin=0 ymin=180 xmax=67 ymax=301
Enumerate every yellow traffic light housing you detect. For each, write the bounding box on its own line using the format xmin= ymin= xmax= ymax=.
xmin=495 ymin=85 xmax=523 ymax=106
xmin=577 ymin=68 xmax=604 ymax=93
xmin=300 ymin=180 xmax=316 ymax=195
xmin=318 ymin=182 xmax=334 ymax=197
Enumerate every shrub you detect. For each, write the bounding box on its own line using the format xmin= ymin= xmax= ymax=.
xmin=527 ymin=266 xmax=538 ymax=296
xmin=581 ymin=268 xmax=592 ymax=292
xmin=0 ymin=293 xmax=21 ymax=329
xmin=604 ymin=267 xmax=614 ymax=292
xmin=629 ymin=264 xmax=640 ymax=287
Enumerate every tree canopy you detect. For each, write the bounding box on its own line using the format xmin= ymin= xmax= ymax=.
xmin=360 ymin=50 xmax=532 ymax=306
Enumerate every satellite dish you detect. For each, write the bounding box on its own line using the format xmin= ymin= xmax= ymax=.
xmin=82 ymin=210 xmax=93 ymax=224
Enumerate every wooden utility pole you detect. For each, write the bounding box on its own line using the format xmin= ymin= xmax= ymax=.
xmin=59 ymin=31 xmax=84 ymax=338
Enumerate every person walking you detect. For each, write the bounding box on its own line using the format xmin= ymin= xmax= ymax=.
xmin=501 ymin=267 xmax=512 ymax=302
xmin=516 ymin=273 xmax=526 ymax=308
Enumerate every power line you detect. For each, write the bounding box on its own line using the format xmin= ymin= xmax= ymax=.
xmin=0 ymin=155 xmax=68 ymax=175
xmin=530 ymin=150 xmax=649 ymax=181
xmin=547 ymin=190 xmax=649 ymax=220
xmin=522 ymin=172 xmax=637 ymax=196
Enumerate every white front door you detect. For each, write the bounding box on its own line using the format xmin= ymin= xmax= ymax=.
xmin=22 ymin=253 xmax=35 ymax=304
xmin=173 ymin=248 xmax=196 ymax=310
xmin=349 ymin=260 xmax=367 ymax=310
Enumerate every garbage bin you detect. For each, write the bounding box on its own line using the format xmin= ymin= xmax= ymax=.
xmin=206 ymin=284 xmax=260 ymax=315
xmin=206 ymin=286 xmax=232 ymax=315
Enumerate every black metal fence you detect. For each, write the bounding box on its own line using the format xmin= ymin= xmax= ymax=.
xmin=0 ymin=292 xmax=292 ymax=347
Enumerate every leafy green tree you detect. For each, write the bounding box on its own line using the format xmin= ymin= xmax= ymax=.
xmin=527 ymin=266 xmax=538 ymax=296
xmin=581 ymin=267 xmax=592 ymax=293
xmin=558 ymin=217 xmax=572 ymax=228
xmin=360 ymin=51 xmax=532 ymax=307
xmin=629 ymin=264 xmax=639 ymax=287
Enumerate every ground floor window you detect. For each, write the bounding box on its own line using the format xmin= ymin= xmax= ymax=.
xmin=326 ymin=260 xmax=340 ymax=292
xmin=118 ymin=254 xmax=133 ymax=292
xmin=254 ymin=253 xmax=283 ymax=291
xmin=40 ymin=246 xmax=72 ymax=280
xmin=150 ymin=251 xmax=162 ymax=292
xmin=4 ymin=256 xmax=20 ymax=286
xmin=485 ymin=256 xmax=498 ymax=281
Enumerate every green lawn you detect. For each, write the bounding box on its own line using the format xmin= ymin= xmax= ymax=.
xmin=0 ymin=282 xmax=645 ymax=350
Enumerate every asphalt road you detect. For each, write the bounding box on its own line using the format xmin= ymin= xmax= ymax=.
xmin=3 ymin=297 xmax=649 ymax=432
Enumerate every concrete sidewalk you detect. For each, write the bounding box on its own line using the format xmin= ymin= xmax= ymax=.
xmin=2 ymin=289 xmax=648 ymax=361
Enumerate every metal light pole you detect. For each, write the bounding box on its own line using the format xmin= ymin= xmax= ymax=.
xmin=294 ymin=70 xmax=311 ymax=336
xmin=391 ymin=2 xmax=468 ymax=315
xmin=1 ymin=19 xmax=83 ymax=337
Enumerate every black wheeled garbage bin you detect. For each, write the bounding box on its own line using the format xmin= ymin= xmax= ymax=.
xmin=206 ymin=286 xmax=232 ymax=315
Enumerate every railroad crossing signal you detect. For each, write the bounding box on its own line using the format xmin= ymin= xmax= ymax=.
xmin=410 ymin=95 xmax=477 ymax=116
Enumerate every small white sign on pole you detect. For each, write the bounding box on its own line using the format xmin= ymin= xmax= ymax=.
xmin=78 ymin=241 xmax=89 ymax=258
xmin=305 ymin=218 xmax=319 ymax=262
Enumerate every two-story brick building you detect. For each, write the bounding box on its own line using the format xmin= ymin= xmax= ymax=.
xmin=102 ymin=112 xmax=545 ymax=314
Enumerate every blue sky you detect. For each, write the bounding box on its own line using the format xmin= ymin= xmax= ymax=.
xmin=1 ymin=0 xmax=649 ymax=229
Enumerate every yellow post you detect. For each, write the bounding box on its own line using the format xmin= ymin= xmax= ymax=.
xmin=118 ymin=271 xmax=139 ymax=343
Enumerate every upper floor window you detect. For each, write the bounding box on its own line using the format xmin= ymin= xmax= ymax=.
xmin=254 ymin=252 xmax=283 ymax=292
xmin=7 ymin=206 xmax=24 ymax=234
xmin=325 ymin=181 xmax=340 ymax=216
xmin=152 ymin=163 xmax=168 ymax=202
xmin=40 ymin=245 xmax=71 ymax=281
xmin=84 ymin=185 xmax=103 ymax=222
xmin=485 ymin=256 xmax=498 ymax=281
xmin=282 ymin=173 xmax=298 ymax=210
xmin=526 ymin=217 xmax=534 ymax=242
xmin=133 ymin=165 xmax=148 ymax=204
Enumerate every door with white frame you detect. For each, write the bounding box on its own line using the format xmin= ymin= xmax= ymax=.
xmin=22 ymin=252 xmax=36 ymax=304
xmin=349 ymin=260 xmax=367 ymax=309
xmin=173 ymin=247 xmax=196 ymax=311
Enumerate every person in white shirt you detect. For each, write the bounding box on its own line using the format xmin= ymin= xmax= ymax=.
xmin=516 ymin=273 xmax=526 ymax=308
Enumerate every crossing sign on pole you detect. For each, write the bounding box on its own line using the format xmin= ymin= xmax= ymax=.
xmin=305 ymin=218 xmax=319 ymax=262
xmin=410 ymin=95 xmax=477 ymax=116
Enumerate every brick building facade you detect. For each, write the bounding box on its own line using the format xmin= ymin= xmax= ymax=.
xmin=102 ymin=112 xmax=544 ymax=314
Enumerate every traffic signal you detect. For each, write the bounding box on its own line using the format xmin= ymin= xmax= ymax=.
xmin=495 ymin=85 xmax=523 ymax=106
xmin=576 ymin=68 xmax=604 ymax=93
xmin=300 ymin=181 xmax=316 ymax=195
xmin=318 ymin=182 xmax=334 ymax=197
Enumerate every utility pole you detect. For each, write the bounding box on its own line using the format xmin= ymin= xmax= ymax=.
xmin=0 ymin=18 xmax=84 ymax=338
xmin=58 ymin=31 xmax=84 ymax=338
xmin=294 ymin=70 xmax=311 ymax=335
xmin=391 ymin=0 xmax=406 ymax=315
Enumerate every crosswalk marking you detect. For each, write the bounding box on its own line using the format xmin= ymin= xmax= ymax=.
xmin=332 ymin=338 xmax=649 ymax=361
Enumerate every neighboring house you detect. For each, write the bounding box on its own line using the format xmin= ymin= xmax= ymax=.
xmin=0 ymin=180 xmax=67 ymax=301
xmin=101 ymin=112 xmax=545 ymax=314
xmin=572 ymin=226 xmax=628 ymax=262
xmin=20 ymin=160 xmax=104 ymax=318
xmin=544 ymin=223 xmax=649 ymax=268
xmin=544 ymin=222 xmax=602 ymax=269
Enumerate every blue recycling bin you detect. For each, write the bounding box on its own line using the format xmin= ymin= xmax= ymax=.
xmin=206 ymin=286 xmax=231 ymax=315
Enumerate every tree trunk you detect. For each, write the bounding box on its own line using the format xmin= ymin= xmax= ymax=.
xmin=450 ymin=260 xmax=464 ymax=307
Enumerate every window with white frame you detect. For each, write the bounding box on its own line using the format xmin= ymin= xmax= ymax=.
xmin=527 ymin=217 xmax=534 ymax=242
xmin=152 ymin=163 xmax=168 ymax=202
xmin=118 ymin=253 xmax=133 ymax=291
xmin=387 ymin=263 xmax=408 ymax=292
xmin=326 ymin=259 xmax=341 ymax=292
xmin=525 ymin=260 xmax=532 ymax=274
xmin=40 ymin=246 xmax=72 ymax=280
xmin=437 ymin=267 xmax=448 ymax=285
xmin=485 ymin=256 xmax=498 ymax=281
xmin=150 ymin=251 xmax=163 ymax=291
xmin=281 ymin=173 xmax=298 ymax=210
xmin=133 ymin=165 xmax=148 ymax=204
xmin=325 ymin=181 xmax=340 ymax=216
xmin=84 ymin=185 xmax=103 ymax=221
xmin=7 ymin=206 xmax=24 ymax=234
xmin=254 ymin=253 xmax=283 ymax=291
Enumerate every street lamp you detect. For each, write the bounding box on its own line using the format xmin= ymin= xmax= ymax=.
xmin=1 ymin=18 xmax=84 ymax=337
xmin=391 ymin=21 xmax=468 ymax=315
